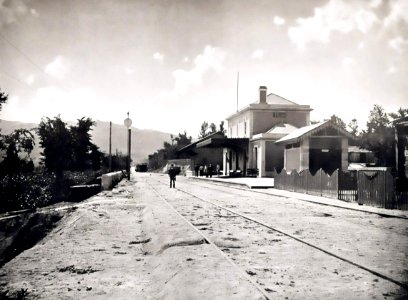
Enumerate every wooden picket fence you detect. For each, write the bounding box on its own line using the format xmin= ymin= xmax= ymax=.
xmin=273 ymin=168 xmax=407 ymax=210
xmin=273 ymin=169 xmax=341 ymax=199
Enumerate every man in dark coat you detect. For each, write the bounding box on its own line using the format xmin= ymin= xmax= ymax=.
xmin=168 ymin=164 xmax=177 ymax=188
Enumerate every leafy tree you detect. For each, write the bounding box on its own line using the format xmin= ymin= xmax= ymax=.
xmin=173 ymin=131 xmax=192 ymax=148
xmin=70 ymin=117 xmax=96 ymax=170
xmin=389 ymin=107 xmax=408 ymax=120
xmin=0 ymin=129 xmax=35 ymax=177
xmin=0 ymin=88 xmax=7 ymax=113
xmin=361 ymin=105 xmax=394 ymax=167
xmin=366 ymin=104 xmax=390 ymax=133
xmin=329 ymin=115 xmax=346 ymax=129
xmin=90 ymin=144 xmax=102 ymax=170
xmin=219 ymin=121 xmax=226 ymax=135
xmin=147 ymin=131 xmax=192 ymax=170
xmin=0 ymin=89 xmax=35 ymax=177
xmin=209 ymin=123 xmax=217 ymax=134
xmin=37 ymin=116 xmax=73 ymax=175
xmin=198 ymin=121 xmax=209 ymax=138
xmin=348 ymin=118 xmax=359 ymax=136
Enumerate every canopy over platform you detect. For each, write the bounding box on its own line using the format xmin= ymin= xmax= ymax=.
xmin=197 ymin=136 xmax=249 ymax=152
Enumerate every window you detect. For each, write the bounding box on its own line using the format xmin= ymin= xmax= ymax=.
xmin=273 ymin=112 xmax=286 ymax=118
xmin=244 ymin=121 xmax=247 ymax=136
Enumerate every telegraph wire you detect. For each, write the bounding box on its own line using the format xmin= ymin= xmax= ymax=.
xmin=0 ymin=32 xmax=48 ymax=76
xmin=0 ymin=69 xmax=36 ymax=92
xmin=0 ymin=32 xmax=76 ymax=92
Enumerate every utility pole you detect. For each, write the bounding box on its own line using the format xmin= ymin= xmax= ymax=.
xmin=109 ymin=121 xmax=112 ymax=172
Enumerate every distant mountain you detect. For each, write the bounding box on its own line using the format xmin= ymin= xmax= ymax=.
xmin=0 ymin=119 xmax=171 ymax=165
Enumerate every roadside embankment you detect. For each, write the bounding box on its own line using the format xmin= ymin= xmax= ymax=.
xmin=0 ymin=176 xmax=266 ymax=299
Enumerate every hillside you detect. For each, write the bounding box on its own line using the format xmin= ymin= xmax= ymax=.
xmin=0 ymin=119 xmax=172 ymax=165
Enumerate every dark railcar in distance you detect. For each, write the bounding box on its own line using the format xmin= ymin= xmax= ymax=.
xmin=136 ymin=163 xmax=148 ymax=172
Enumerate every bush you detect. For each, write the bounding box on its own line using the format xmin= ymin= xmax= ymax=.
xmin=0 ymin=173 xmax=55 ymax=213
xmin=0 ymin=170 xmax=101 ymax=213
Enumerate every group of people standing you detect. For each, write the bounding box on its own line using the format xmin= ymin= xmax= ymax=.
xmin=168 ymin=163 xmax=221 ymax=189
xmin=194 ymin=163 xmax=220 ymax=178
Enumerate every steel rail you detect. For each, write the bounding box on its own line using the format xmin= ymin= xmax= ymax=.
xmin=187 ymin=176 xmax=408 ymax=220
xmin=152 ymin=176 xmax=408 ymax=291
xmin=150 ymin=185 xmax=271 ymax=300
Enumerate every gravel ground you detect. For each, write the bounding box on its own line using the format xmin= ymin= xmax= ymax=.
xmin=0 ymin=176 xmax=266 ymax=299
xmin=1 ymin=172 xmax=407 ymax=299
xmin=151 ymin=173 xmax=408 ymax=299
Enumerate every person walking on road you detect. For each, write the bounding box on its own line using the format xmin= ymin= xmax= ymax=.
xmin=168 ymin=164 xmax=177 ymax=188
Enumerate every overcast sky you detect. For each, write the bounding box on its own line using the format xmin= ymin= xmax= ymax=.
xmin=0 ymin=0 xmax=407 ymax=137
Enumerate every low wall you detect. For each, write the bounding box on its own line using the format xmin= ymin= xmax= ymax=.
xmin=101 ymin=171 xmax=124 ymax=190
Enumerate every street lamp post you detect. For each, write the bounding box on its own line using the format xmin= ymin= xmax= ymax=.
xmin=124 ymin=112 xmax=132 ymax=180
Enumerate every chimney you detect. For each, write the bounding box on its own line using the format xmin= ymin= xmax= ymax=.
xmin=259 ymin=86 xmax=267 ymax=104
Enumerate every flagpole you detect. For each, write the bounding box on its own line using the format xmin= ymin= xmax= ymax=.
xmin=236 ymin=72 xmax=239 ymax=112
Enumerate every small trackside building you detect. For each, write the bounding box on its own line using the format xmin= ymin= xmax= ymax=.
xmin=275 ymin=121 xmax=357 ymax=174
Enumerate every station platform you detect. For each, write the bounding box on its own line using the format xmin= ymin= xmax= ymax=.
xmin=186 ymin=175 xmax=408 ymax=219
xmin=189 ymin=175 xmax=274 ymax=189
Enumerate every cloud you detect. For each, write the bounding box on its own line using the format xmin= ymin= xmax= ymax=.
xmin=26 ymin=74 xmax=35 ymax=86
xmin=273 ymin=16 xmax=285 ymax=26
xmin=14 ymin=86 xmax=102 ymax=122
xmin=153 ymin=52 xmax=164 ymax=62
xmin=370 ymin=0 xmax=382 ymax=8
xmin=124 ymin=67 xmax=135 ymax=75
xmin=341 ymin=57 xmax=354 ymax=66
xmin=388 ymin=36 xmax=408 ymax=52
xmin=0 ymin=0 xmax=30 ymax=27
xmin=45 ymin=56 xmax=70 ymax=79
xmin=30 ymin=8 xmax=39 ymax=17
xmin=167 ymin=45 xmax=225 ymax=96
xmin=387 ymin=66 xmax=397 ymax=75
xmin=251 ymin=49 xmax=264 ymax=59
xmin=384 ymin=0 xmax=408 ymax=27
xmin=288 ymin=0 xmax=379 ymax=50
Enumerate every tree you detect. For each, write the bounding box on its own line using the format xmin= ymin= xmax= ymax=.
xmin=147 ymin=131 xmax=192 ymax=170
xmin=0 ymin=129 xmax=35 ymax=177
xmin=174 ymin=131 xmax=192 ymax=148
xmin=0 ymin=88 xmax=7 ymax=113
xmin=0 ymin=89 xmax=35 ymax=177
xmin=361 ymin=105 xmax=394 ymax=167
xmin=219 ymin=121 xmax=226 ymax=135
xmin=329 ymin=115 xmax=346 ymax=129
xmin=70 ymin=117 xmax=96 ymax=170
xmin=366 ymin=104 xmax=390 ymax=133
xmin=389 ymin=107 xmax=408 ymax=121
xmin=348 ymin=118 xmax=359 ymax=136
xmin=209 ymin=123 xmax=217 ymax=134
xmin=198 ymin=121 xmax=209 ymax=138
xmin=37 ymin=116 xmax=73 ymax=174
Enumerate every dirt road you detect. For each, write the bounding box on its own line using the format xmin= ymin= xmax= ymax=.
xmin=1 ymin=172 xmax=407 ymax=299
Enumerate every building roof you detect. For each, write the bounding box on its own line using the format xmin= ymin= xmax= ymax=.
xmin=393 ymin=116 xmax=408 ymax=127
xmin=275 ymin=121 xmax=356 ymax=144
xmin=226 ymin=92 xmax=311 ymax=120
xmin=266 ymin=123 xmax=298 ymax=135
xmin=197 ymin=136 xmax=249 ymax=151
xmin=178 ymin=131 xmax=225 ymax=152
xmin=252 ymin=123 xmax=298 ymax=141
xmin=263 ymin=93 xmax=298 ymax=105
xmin=348 ymin=146 xmax=372 ymax=153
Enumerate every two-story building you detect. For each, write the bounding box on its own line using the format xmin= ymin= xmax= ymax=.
xmin=179 ymin=85 xmax=355 ymax=177
xmin=225 ymin=86 xmax=311 ymax=176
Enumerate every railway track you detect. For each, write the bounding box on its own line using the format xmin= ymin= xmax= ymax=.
xmin=150 ymin=176 xmax=408 ymax=298
xmin=186 ymin=176 xmax=408 ymax=220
